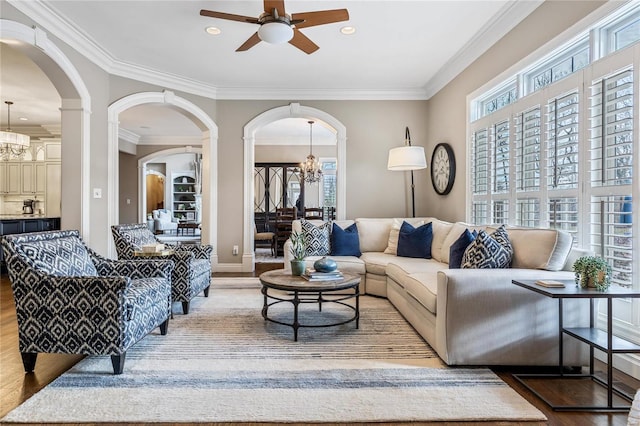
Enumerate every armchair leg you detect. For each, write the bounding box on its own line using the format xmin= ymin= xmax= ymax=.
xmin=203 ymin=285 xmax=210 ymax=297
xmin=21 ymin=352 xmax=37 ymax=373
xmin=111 ymin=353 xmax=126 ymax=375
xmin=181 ymin=301 xmax=190 ymax=315
xmin=159 ymin=318 xmax=169 ymax=335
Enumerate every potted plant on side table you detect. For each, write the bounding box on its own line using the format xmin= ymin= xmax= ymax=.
xmin=573 ymin=255 xmax=612 ymax=291
xmin=289 ymin=230 xmax=306 ymax=276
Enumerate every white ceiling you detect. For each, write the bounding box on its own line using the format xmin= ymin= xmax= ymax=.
xmin=1 ymin=0 xmax=541 ymax=142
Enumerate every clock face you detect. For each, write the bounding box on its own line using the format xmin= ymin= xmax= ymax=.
xmin=430 ymin=143 xmax=456 ymax=195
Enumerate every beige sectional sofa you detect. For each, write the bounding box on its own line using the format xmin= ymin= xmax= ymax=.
xmin=284 ymin=217 xmax=590 ymax=366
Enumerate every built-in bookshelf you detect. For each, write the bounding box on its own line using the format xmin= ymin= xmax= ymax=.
xmin=172 ymin=172 xmax=196 ymax=221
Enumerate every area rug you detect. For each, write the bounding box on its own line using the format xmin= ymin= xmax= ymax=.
xmin=2 ymin=280 xmax=546 ymax=423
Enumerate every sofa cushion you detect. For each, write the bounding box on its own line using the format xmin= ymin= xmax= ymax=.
xmin=331 ymin=223 xmax=361 ymax=257
xmin=461 ymin=229 xmax=512 ymax=269
xmin=487 ymin=225 xmax=573 ymax=271
xmin=301 ymin=220 xmax=331 ymax=256
xmin=386 ymin=263 xmax=441 ymax=315
xmin=354 ymin=218 xmax=394 ymax=253
xmin=429 ymin=219 xmax=454 ymax=263
xmin=384 ymin=218 xmax=426 ymax=255
xmin=359 ymin=252 xmax=399 ymax=275
xmin=397 ymin=221 xmax=433 ymax=258
xmin=449 ymin=229 xmax=477 ymax=269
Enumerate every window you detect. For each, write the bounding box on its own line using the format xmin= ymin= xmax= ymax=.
xmin=320 ymin=159 xmax=337 ymax=208
xmin=467 ymin=2 xmax=640 ymax=372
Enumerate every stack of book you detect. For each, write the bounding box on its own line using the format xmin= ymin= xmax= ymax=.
xmin=302 ymin=268 xmax=343 ymax=281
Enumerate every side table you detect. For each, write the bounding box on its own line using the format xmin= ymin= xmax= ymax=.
xmin=512 ymin=279 xmax=640 ymax=411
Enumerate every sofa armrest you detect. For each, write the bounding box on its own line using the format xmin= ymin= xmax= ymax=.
xmin=435 ymin=268 xmax=588 ymax=365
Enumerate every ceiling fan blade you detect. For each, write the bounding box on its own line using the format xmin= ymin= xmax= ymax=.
xmin=288 ymin=29 xmax=319 ymax=55
xmin=264 ymin=0 xmax=286 ymax=17
xmin=200 ymin=9 xmax=259 ymax=24
xmin=291 ymin=9 xmax=349 ymax=29
xmin=236 ymin=32 xmax=262 ymax=52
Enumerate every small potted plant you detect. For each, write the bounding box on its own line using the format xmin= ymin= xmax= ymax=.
xmin=289 ymin=230 xmax=306 ymax=276
xmin=573 ymin=255 xmax=612 ymax=291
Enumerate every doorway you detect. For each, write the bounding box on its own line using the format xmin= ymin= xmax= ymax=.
xmin=243 ymin=103 xmax=347 ymax=272
xmin=146 ymin=169 xmax=165 ymax=213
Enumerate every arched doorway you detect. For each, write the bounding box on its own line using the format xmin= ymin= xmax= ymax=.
xmin=107 ymin=91 xmax=218 ymax=265
xmin=242 ymin=103 xmax=347 ymax=271
xmin=1 ymin=20 xmax=91 ymax=240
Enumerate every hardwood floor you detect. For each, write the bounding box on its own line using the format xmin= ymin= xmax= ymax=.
xmin=1 ymin=266 xmax=637 ymax=425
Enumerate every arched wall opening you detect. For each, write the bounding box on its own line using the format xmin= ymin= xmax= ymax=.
xmin=108 ymin=91 xmax=218 ymax=265
xmin=242 ymin=103 xmax=347 ymax=272
xmin=1 ymin=20 xmax=91 ymax=241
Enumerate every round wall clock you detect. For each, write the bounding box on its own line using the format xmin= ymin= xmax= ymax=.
xmin=430 ymin=143 xmax=456 ymax=195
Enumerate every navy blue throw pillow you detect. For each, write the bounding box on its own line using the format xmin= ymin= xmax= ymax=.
xmin=330 ymin=223 xmax=361 ymax=256
xmin=449 ymin=229 xmax=477 ymax=269
xmin=397 ymin=221 xmax=433 ymax=259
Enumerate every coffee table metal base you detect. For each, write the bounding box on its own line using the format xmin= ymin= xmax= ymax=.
xmin=261 ymin=286 xmax=359 ymax=341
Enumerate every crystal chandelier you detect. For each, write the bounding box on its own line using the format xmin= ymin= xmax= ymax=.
xmin=300 ymin=120 xmax=322 ymax=183
xmin=0 ymin=101 xmax=30 ymax=160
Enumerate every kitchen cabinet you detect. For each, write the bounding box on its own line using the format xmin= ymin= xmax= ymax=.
xmin=0 ymin=162 xmax=21 ymax=195
xmin=20 ymin=162 xmax=46 ymax=195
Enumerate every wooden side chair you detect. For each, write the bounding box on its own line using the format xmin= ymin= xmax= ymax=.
xmin=303 ymin=207 xmax=324 ymax=220
xmin=254 ymin=222 xmax=275 ymax=256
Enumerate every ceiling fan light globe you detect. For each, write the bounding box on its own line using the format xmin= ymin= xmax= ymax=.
xmin=258 ymin=22 xmax=294 ymax=44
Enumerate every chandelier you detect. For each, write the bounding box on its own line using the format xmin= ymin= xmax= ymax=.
xmin=300 ymin=120 xmax=322 ymax=183
xmin=0 ymin=101 xmax=30 ymax=159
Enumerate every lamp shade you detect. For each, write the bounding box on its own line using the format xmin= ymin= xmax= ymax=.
xmin=387 ymin=146 xmax=427 ymax=171
xmin=258 ymin=22 xmax=294 ymax=44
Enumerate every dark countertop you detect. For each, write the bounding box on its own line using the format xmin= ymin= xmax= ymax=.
xmin=0 ymin=215 xmax=60 ymax=221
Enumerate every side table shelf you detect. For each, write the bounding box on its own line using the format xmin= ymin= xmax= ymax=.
xmin=512 ymin=279 xmax=640 ymax=412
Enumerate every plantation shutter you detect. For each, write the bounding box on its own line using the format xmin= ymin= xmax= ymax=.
xmin=589 ymin=68 xmax=634 ymax=288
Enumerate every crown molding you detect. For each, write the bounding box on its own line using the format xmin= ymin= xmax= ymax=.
xmin=423 ymin=0 xmax=544 ymax=99
xmin=9 ymin=0 xmax=535 ymax=101
xmin=118 ymin=128 xmax=140 ymax=144
xmin=215 ymin=87 xmax=429 ymax=100
xmin=138 ymin=135 xmax=203 ymax=146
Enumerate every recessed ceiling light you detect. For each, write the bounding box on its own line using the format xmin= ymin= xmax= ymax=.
xmin=19 ymin=117 xmax=28 ymax=121
xmin=205 ymin=26 xmax=221 ymax=35
xmin=340 ymin=26 xmax=356 ymax=35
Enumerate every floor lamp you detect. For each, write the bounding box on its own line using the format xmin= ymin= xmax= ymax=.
xmin=387 ymin=127 xmax=427 ymax=217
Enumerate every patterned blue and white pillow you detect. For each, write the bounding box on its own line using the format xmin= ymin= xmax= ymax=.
xmin=301 ymin=220 xmax=331 ymax=256
xmin=461 ymin=228 xmax=512 ymax=269
xmin=490 ymin=225 xmax=514 ymax=262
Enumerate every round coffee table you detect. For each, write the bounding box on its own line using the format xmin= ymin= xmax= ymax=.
xmin=259 ymin=269 xmax=360 ymax=341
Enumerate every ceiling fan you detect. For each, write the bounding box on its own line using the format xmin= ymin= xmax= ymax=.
xmin=200 ymin=0 xmax=349 ymax=54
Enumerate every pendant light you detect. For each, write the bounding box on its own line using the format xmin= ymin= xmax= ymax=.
xmin=0 ymin=101 xmax=30 ymax=159
xmin=300 ymin=120 xmax=322 ymax=183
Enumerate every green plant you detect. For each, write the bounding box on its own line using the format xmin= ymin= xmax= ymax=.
xmin=289 ymin=230 xmax=306 ymax=261
xmin=573 ymin=256 xmax=612 ymax=291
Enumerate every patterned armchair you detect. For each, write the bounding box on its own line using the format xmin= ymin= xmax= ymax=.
xmin=111 ymin=223 xmax=212 ymax=315
xmin=1 ymin=230 xmax=172 ymax=375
